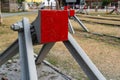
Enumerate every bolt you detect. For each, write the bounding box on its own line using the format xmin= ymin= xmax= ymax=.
xmin=11 ymin=22 xmax=23 ymax=31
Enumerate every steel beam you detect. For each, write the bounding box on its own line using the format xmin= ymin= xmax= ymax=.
xmin=18 ymin=18 xmax=38 ymax=80
xmin=36 ymin=42 xmax=55 ymax=64
xmin=0 ymin=39 xmax=19 ymax=66
xmin=68 ymin=19 xmax=75 ymax=34
xmin=73 ymin=15 xmax=89 ymax=32
xmin=63 ymin=33 xmax=106 ymax=80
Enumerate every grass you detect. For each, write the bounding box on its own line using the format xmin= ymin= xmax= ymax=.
xmin=85 ymin=22 xmax=120 ymax=37
xmin=79 ymin=17 xmax=120 ymax=25
xmin=77 ymin=14 xmax=120 ymax=20
xmin=77 ymin=11 xmax=120 ymax=18
xmin=80 ymin=18 xmax=120 ymax=25
xmin=70 ymin=16 xmax=120 ymax=37
xmin=0 ymin=13 xmax=37 ymax=52
xmin=0 ymin=12 xmax=120 ymax=80
xmin=88 ymin=11 xmax=120 ymax=17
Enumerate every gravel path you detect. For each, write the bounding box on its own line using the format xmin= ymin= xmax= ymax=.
xmin=0 ymin=57 xmax=71 ymax=80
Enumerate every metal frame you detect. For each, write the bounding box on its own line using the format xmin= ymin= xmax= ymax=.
xmin=0 ymin=17 xmax=106 ymax=80
xmin=36 ymin=33 xmax=106 ymax=80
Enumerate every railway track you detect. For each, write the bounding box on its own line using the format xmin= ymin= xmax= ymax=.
xmin=75 ymin=31 xmax=120 ymax=46
xmin=82 ymin=20 xmax=120 ymax=26
xmin=88 ymin=31 xmax=120 ymax=40
xmin=76 ymin=15 xmax=120 ymax=26
xmin=42 ymin=60 xmax=72 ymax=80
xmin=78 ymin=27 xmax=120 ymax=39
xmin=77 ymin=15 xmax=120 ymax=21
xmin=71 ymin=15 xmax=120 ymax=42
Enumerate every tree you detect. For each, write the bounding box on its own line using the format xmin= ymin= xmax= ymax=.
xmin=18 ymin=0 xmax=25 ymax=3
xmin=102 ymin=0 xmax=112 ymax=7
xmin=102 ymin=0 xmax=112 ymax=13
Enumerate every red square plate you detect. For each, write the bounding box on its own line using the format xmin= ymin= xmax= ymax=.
xmin=40 ymin=10 xmax=68 ymax=44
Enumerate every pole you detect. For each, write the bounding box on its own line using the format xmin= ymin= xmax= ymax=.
xmin=0 ymin=0 xmax=2 ymax=25
xmin=95 ymin=0 xmax=98 ymax=12
xmin=47 ymin=0 xmax=50 ymax=9
xmin=20 ymin=18 xmax=38 ymax=80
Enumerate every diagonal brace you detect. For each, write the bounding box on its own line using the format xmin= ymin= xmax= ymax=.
xmin=73 ymin=15 xmax=89 ymax=32
xmin=63 ymin=33 xmax=106 ymax=80
xmin=36 ymin=42 xmax=55 ymax=64
xmin=68 ymin=19 xmax=75 ymax=34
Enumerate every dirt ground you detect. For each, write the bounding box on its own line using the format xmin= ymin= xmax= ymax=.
xmin=0 ymin=12 xmax=120 ymax=80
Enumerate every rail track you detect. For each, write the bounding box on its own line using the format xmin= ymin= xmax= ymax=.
xmin=77 ymin=15 xmax=120 ymax=21
xmin=82 ymin=20 xmax=120 ymax=26
xmin=89 ymin=32 xmax=120 ymax=39
xmin=71 ymin=15 xmax=120 ymax=41
xmin=42 ymin=60 xmax=72 ymax=80
xmin=75 ymin=31 xmax=120 ymax=46
xmin=74 ymin=30 xmax=120 ymax=42
xmin=76 ymin=15 xmax=120 ymax=26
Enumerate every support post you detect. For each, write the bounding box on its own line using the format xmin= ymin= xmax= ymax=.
xmin=36 ymin=42 xmax=55 ymax=64
xmin=18 ymin=18 xmax=38 ymax=80
xmin=68 ymin=19 xmax=75 ymax=34
xmin=63 ymin=33 xmax=106 ymax=80
xmin=11 ymin=18 xmax=38 ymax=80
xmin=73 ymin=15 xmax=89 ymax=32
xmin=36 ymin=33 xmax=106 ymax=80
